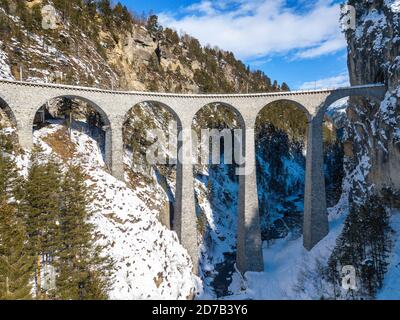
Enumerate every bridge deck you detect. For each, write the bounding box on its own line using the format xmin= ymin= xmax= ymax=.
xmin=0 ymin=79 xmax=386 ymax=98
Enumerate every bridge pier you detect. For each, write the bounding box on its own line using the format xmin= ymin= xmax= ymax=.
xmin=237 ymin=126 xmax=264 ymax=273
xmin=174 ymin=126 xmax=199 ymax=273
xmin=104 ymin=125 xmax=113 ymax=175
xmin=303 ymin=114 xmax=329 ymax=250
xmin=109 ymin=123 xmax=124 ymax=180
xmin=19 ymin=125 xmax=34 ymax=150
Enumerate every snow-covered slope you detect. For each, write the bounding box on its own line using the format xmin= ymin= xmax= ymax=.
xmin=19 ymin=124 xmax=199 ymax=299
xmin=223 ymin=153 xmax=352 ymax=300
xmin=195 ymin=164 xmax=238 ymax=299
xmin=377 ymin=210 xmax=400 ymax=300
xmin=0 ymin=41 xmax=13 ymax=80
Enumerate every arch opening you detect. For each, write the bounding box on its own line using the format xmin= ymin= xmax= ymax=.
xmin=0 ymin=97 xmax=19 ymax=153
xmin=0 ymin=97 xmax=17 ymax=127
xmin=123 ymin=101 xmax=181 ymax=230
xmin=192 ymin=102 xmax=244 ymax=298
xmin=255 ymin=100 xmax=309 ymax=242
xmin=32 ymin=96 xmax=111 ymax=167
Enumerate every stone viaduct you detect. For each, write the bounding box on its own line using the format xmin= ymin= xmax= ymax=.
xmin=0 ymin=79 xmax=386 ymax=274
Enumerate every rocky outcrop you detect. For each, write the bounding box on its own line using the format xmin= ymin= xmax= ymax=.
xmin=344 ymin=0 xmax=400 ymax=198
xmin=0 ymin=1 xmax=279 ymax=94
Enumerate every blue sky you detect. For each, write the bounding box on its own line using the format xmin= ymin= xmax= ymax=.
xmin=120 ymin=0 xmax=349 ymax=90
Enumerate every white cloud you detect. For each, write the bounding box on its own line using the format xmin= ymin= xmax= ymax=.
xmin=185 ymin=1 xmax=216 ymax=15
xmin=299 ymin=73 xmax=349 ymax=90
xmin=159 ymin=0 xmax=346 ymax=60
xmin=294 ymin=37 xmax=345 ymax=59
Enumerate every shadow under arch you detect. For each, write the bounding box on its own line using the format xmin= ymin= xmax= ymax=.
xmin=33 ymin=94 xmax=111 ymax=128
xmin=321 ymin=107 xmax=345 ymax=209
xmin=0 ymin=96 xmax=19 ymax=152
xmin=32 ymin=95 xmax=112 ymax=168
xmin=258 ymin=98 xmax=312 ymax=122
xmin=192 ymin=101 xmax=246 ymax=298
xmin=193 ymin=101 xmax=246 ymax=128
xmin=255 ymin=99 xmax=309 ymax=241
xmin=127 ymin=100 xmax=183 ymax=128
xmin=192 ymin=101 xmax=246 ymax=167
xmin=0 ymin=96 xmax=18 ymax=128
xmin=123 ymin=100 xmax=182 ymax=230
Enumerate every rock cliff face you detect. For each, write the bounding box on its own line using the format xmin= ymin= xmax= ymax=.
xmin=344 ymin=0 xmax=400 ymax=198
xmin=0 ymin=0 xmax=279 ymax=93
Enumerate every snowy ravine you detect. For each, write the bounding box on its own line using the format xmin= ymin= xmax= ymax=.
xmin=195 ymin=164 xmax=239 ymax=299
xmin=223 ymin=155 xmax=353 ymax=300
xmin=16 ymin=124 xmax=199 ymax=300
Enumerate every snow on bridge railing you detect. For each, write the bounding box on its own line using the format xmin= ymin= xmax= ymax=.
xmin=0 ymin=78 xmax=386 ymax=98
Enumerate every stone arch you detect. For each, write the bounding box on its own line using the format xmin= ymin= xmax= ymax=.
xmin=193 ymin=101 xmax=246 ymax=169
xmin=302 ymin=88 xmax=385 ymax=251
xmin=33 ymin=94 xmax=111 ymax=128
xmin=123 ymin=100 xmax=182 ymax=230
xmin=193 ymin=101 xmax=246 ymax=128
xmin=0 ymin=96 xmax=20 ymax=152
xmin=258 ymin=98 xmax=312 ymax=122
xmin=193 ymin=101 xmax=246 ymax=164
xmin=32 ymin=95 xmax=112 ymax=168
xmin=192 ymin=101 xmax=249 ymax=293
xmin=255 ymin=99 xmax=310 ymax=242
xmin=126 ymin=100 xmax=183 ymax=128
xmin=317 ymin=88 xmax=385 ymax=120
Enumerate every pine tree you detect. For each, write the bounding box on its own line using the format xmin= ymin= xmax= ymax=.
xmin=0 ymin=144 xmax=33 ymax=300
xmin=146 ymin=15 xmax=164 ymax=41
xmin=0 ymin=200 xmax=33 ymax=300
xmin=0 ymin=150 xmax=21 ymax=202
xmin=113 ymin=2 xmax=132 ymax=32
xmin=97 ymin=0 xmax=113 ymax=29
xmin=327 ymin=196 xmax=392 ymax=299
xmin=82 ymin=0 xmax=100 ymax=40
xmin=281 ymin=82 xmax=290 ymax=92
xmin=21 ymin=148 xmax=62 ymax=298
xmin=55 ymin=165 xmax=112 ymax=300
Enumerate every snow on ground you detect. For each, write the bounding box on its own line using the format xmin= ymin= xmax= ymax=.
xmin=355 ymin=7 xmax=388 ymax=52
xmin=387 ymin=0 xmax=400 ymax=12
xmin=377 ymin=210 xmax=400 ymax=300
xmin=225 ymin=155 xmax=354 ymax=300
xmin=225 ymin=203 xmax=348 ymax=300
xmin=30 ymin=124 xmax=199 ymax=299
xmin=6 ymin=119 xmax=398 ymax=300
xmin=195 ymin=164 xmax=238 ymax=299
xmin=0 ymin=42 xmax=13 ymax=80
xmin=327 ymin=98 xmax=348 ymax=115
